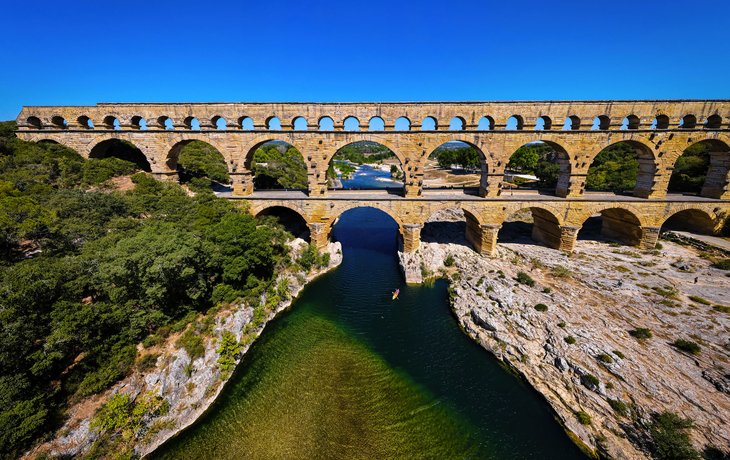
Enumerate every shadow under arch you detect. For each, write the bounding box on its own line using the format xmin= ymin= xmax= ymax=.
xmin=88 ymin=138 xmax=151 ymax=172
xmin=586 ymin=139 xmax=657 ymax=198
xmin=661 ymin=208 xmax=719 ymax=235
xmin=668 ymin=138 xmax=730 ymax=199
xmin=498 ymin=206 xmax=564 ymax=249
xmin=253 ymin=205 xmax=310 ymax=241
xmin=421 ymin=206 xmax=483 ymax=251
xmin=330 ymin=206 xmax=401 ymax=255
xmin=576 ymin=204 xmax=647 ymax=247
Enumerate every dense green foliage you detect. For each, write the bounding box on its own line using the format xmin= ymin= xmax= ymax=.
xmin=0 ymin=123 xmax=293 ymax=458
xmin=434 ymin=146 xmax=479 ymax=170
xmin=252 ymin=143 xmax=308 ymax=189
xmin=668 ymin=143 xmax=710 ymax=193
xmin=334 ymin=141 xmax=395 ymax=165
xmin=673 ymin=339 xmax=701 ymax=355
xmin=585 ymin=142 xmax=639 ymax=191
xmin=517 ymin=271 xmax=535 ymax=287
xmin=650 ymin=412 xmax=701 ymax=460
xmin=177 ymin=140 xmax=230 ymax=186
xmin=507 ymin=146 xmax=539 ymax=172
xmin=629 ymin=327 xmax=653 ymax=339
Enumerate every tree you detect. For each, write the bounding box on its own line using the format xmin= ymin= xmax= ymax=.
xmin=0 ymin=196 xmax=55 ymax=261
xmin=508 ymin=146 xmax=539 ymax=172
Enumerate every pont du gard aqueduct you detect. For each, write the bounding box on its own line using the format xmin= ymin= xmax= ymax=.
xmin=14 ymin=100 xmax=730 ymax=256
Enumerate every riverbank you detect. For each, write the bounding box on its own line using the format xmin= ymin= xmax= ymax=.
xmin=398 ymin=209 xmax=730 ymax=458
xmin=25 ymin=239 xmax=343 ymax=459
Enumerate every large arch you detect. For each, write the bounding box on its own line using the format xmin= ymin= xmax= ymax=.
xmin=426 ymin=137 xmax=489 ymax=196
xmin=163 ymin=135 xmax=233 ymax=173
xmin=239 ymin=135 xmax=308 ymax=171
xmin=88 ymin=138 xmax=151 ymax=172
xmin=497 ymin=205 xmax=565 ymax=249
xmin=668 ymin=138 xmax=730 ymax=199
xmin=504 ymin=139 xmax=571 ymax=197
xmin=660 ymin=207 xmax=720 ymax=235
xmin=574 ymin=204 xmax=648 ymax=247
xmin=328 ymin=137 xmax=407 ymax=186
xmin=586 ymin=139 xmax=658 ymax=198
xmin=251 ymin=204 xmax=311 ymax=240
xmin=421 ymin=204 xmax=485 ymax=252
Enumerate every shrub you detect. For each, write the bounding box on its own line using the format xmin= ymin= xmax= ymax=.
xmin=688 ymin=295 xmax=711 ymax=305
xmin=712 ymin=260 xmax=730 ymax=270
xmin=534 ymin=303 xmax=548 ymax=312
xmin=543 ymin=287 xmax=551 ymax=293
xmin=649 ymin=412 xmax=701 ymax=460
xmin=516 ymin=271 xmax=535 ymax=287
xmin=655 ymin=243 xmax=663 ymax=250
xmin=674 ymin=339 xmax=701 ymax=355
xmin=175 ymin=329 xmax=205 ymax=361
xmin=565 ymin=336 xmax=576 ymax=345
xmin=558 ymin=321 xmax=566 ymax=328
xmin=713 ymin=305 xmax=730 ymax=313
xmin=598 ymin=353 xmax=613 ymax=364
xmin=576 ymin=411 xmax=592 ymax=425
xmin=552 ymin=264 xmax=572 ymax=278
xmin=584 ymin=374 xmax=599 ymax=386
xmin=444 ymin=254 xmax=455 ymax=267
xmin=608 ymin=399 xmax=628 ymax=417
xmin=629 ymin=327 xmax=653 ymax=339
xmin=612 ymin=350 xmax=625 ymax=359
xmin=216 ymin=330 xmax=243 ymax=379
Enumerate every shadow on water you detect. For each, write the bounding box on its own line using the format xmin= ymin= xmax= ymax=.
xmin=149 ymin=207 xmax=588 ymax=460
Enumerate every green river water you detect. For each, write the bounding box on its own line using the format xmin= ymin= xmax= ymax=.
xmin=149 ymin=208 xmax=588 ymax=460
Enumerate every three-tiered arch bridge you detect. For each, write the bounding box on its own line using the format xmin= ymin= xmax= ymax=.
xmin=15 ymin=100 xmax=730 ymax=255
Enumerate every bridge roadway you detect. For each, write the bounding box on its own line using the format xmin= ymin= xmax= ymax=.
xmin=233 ymin=189 xmax=730 ymax=256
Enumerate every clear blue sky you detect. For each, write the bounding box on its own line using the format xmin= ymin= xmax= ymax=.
xmin=1 ymin=0 xmax=729 ymax=121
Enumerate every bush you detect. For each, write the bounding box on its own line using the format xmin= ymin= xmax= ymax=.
xmin=576 ymin=411 xmax=592 ymax=425
xmin=688 ymin=295 xmax=711 ymax=305
xmin=552 ymin=264 xmax=572 ymax=278
xmin=629 ymin=327 xmax=653 ymax=339
xmin=674 ymin=339 xmax=701 ymax=355
xmin=612 ymin=350 xmax=625 ymax=359
xmin=655 ymin=243 xmax=663 ymax=250
xmin=584 ymin=374 xmax=599 ymax=386
xmin=444 ymin=254 xmax=455 ymax=267
xmin=534 ymin=303 xmax=548 ymax=312
xmin=558 ymin=321 xmax=566 ymax=328
xmin=712 ymin=260 xmax=730 ymax=270
xmin=608 ymin=399 xmax=628 ymax=417
xmin=565 ymin=336 xmax=576 ymax=345
xmin=598 ymin=353 xmax=613 ymax=364
xmin=543 ymin=287 xmax=551 ymax=293
xmin=175 ymin=329 xmax=205 ymax=361
xmin=713 ymin=305 xmax=730 ymax=313
xmin=517 ymin=271 xmax=535 ymax=287
xmin=650 ymin=412 xmax=701 ymax=460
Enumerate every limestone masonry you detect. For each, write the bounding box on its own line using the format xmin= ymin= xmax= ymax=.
xmin=15 ymin=100 xmax=730 ymax=256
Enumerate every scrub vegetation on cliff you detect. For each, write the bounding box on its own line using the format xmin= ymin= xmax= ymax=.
xmin=0 ymin=121 xmax=298 ymax=459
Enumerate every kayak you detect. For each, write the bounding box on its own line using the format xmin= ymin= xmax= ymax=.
xmin=392 ymin=289 xmax=399 ymax=300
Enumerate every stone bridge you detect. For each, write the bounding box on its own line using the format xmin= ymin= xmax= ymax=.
xmin=14 ymin=100 xmax=730 ymax=255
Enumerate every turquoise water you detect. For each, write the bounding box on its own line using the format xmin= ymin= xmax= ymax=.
xmin=337 ymin=161 xmax=401 ymax=189
xmin=149 ymin=208 xmax=588 ymax=459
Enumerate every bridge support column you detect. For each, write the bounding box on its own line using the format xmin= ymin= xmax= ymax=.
xmin=400 ymin=224 xmax=422 ymax=253
xmin=701 ymin=153 xmax=730 ymax=199
xmin=308 ymin=222 xmax=329 ymax=251
xmin=556 ymin=174 xmax=586 ymax=198
xmin=231 ymin=172 xmax=253 ymax=196
xmin=558 ymin=225 xmax=581 ymax=253
xmin=640 ymin=226 xmax=661 ymax=249
xmin=479 ymin=170 xmax=504 ymax=197
xmin=634 ymin=159 xmax=667 ymax=199
xmin=466 ymin=223 xmax=501 ymax=256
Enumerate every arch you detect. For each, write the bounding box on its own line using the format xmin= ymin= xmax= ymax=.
xmin=103 ymin=115 xmax=120 ymax=130
xmin=184 ymin=117 xmax=200 ymax=130
xmin=591 ymin=116 xmax=610 ymax=130
xmin=26 ymin=116 xmax=42 ymax=129
xmin=343 ymin=117 xmax=360 ymax=131
xmin=620 ymin=115 xmax=640 ymax=130
xmin=668 ymin=139 xmax=730 ymax=198
xmin=212 ymin=116 xmax=227 ymax=130
xmin=318 ymin=116 xmax=334 ymax=131
xmin=660 ymin=207 xmax=718 ymax=234
xmin=368 ymin=116 xmax=385 ymax=131
xmin=586 ymin=139 xmax=657 ymax=197
xmin=421 ymin=205 xmax=483 ymax=251
xmin=506 ymin=115 xmax=523 ymax=130
xmin=266 ymin=116 xmax=282 ymax=130
xmin=421 ymin=116 xmax=437 ymax=130
xmin=238 ymin=116 xmax=254 ymax=130
xmin=505 ymin=140 xmax=571 ymax=194
xmin=77 ymin=115 xmax=93 ymax=129
xmin=252 ymin=205 xmax=310 ymax=238
xmin=330 ymin=139 xmax=403 ymax=190
xmin=394 ymin=117 xmax=410 ymax=131
xmin=157 ymin=116 xmax=173 ymax=130
xmin=564 ymin=115 xmax=581 ymax=130
xmin=575 ymin=204 xmax=647 ymax=246
xmin=449 ymin=116 xmax=465 ymax=130
xmin=651 ymin=115 xmax=669 ymax=129
xmin=535 ymin=116 xmax=552 ymax=130
xmin=88 ymin=137 xmax=151 ymax=172
xmin=498 ymin=205 xmax=564 ymax=249
xmin=477 ymin=116 xmax=493 ymax=130
xmin=130 ymin=116 xmax=147 ymax=130
xmin=331 ymin=202 xmax=405 ymax=228
xmin=705 ymin=115 xmax=722 ymax=129
xmin=292 ymin=117 xmax=308 ymax=130
xmin=679 ymin=114 xmax=697 ymax=129
xmin=51 ymin=115 xmax=67 ymax=129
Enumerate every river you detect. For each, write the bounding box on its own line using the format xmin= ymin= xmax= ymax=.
xmin=149 ymin=208 xmax=589 ymax=459
xmin=337 ymin=161 xmax=401 ymax=189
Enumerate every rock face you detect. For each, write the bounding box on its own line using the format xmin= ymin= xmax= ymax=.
xmin=399 ymin=209 xmax=730 ymax=459
xmin=31 ymin=239 xmax=343 ymax=459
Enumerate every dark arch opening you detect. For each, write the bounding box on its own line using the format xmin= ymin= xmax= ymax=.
xmin=27 ymin=116 xmax=42 ymax=129
xmin=668 ymin=139 xmax=730 ymax=198
xmin=131 ymin=116 xmax=147 ymax=130
xmin=157 ymin=116 xmax=173 ymax=130
xmin=248 ymin=141 xmax=307 ymax=190
xmin=51 ymin=116 xmax=68 ymax=129
xmin=591 ymin=116 xmax=610 ymax=130
xmin=705 ymin=115 xmax=722 ymax=129
xmin=661 ymin=209 xmax=717 ymax=235
xmin=620 ymin=115 xmax=640 ymax=130
xmin=651 ymin=115 xmax=669 ymax=129
xmin=184 ymin=117 xmax=200 ymax=130
xmin=103 ymin=116 xmax=120 ymax=130
xmin=428 ymin=141 xmax=484 ymax=192
xmin=498 ymin=207 xmax=562 ymax=249
xmin=585 ymin=141 xmax=655 ymax=197
xmin=679 ymin=115 xmax=697 ymax=129
xmin=506 ymin=141 xmax=569 ymax=194
xmin=256 ymin=206 xmax=310 ymax=241
xmin=331 ymin=141 xmax=401 ymax=191
xmin=333 ymin=207 xmax=400 ymax=254
xmin=89 ymin=139 xmax=151 ymax=172
xmin=77 ymin=116 xmax=93 ymax=129
xmin=173 ymin=140 xmax=231 ymax=192
xmin=577 ymin=208 xmax=643 ymax=246
xmin=421 ymin=207 xmax=480 ymax=251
